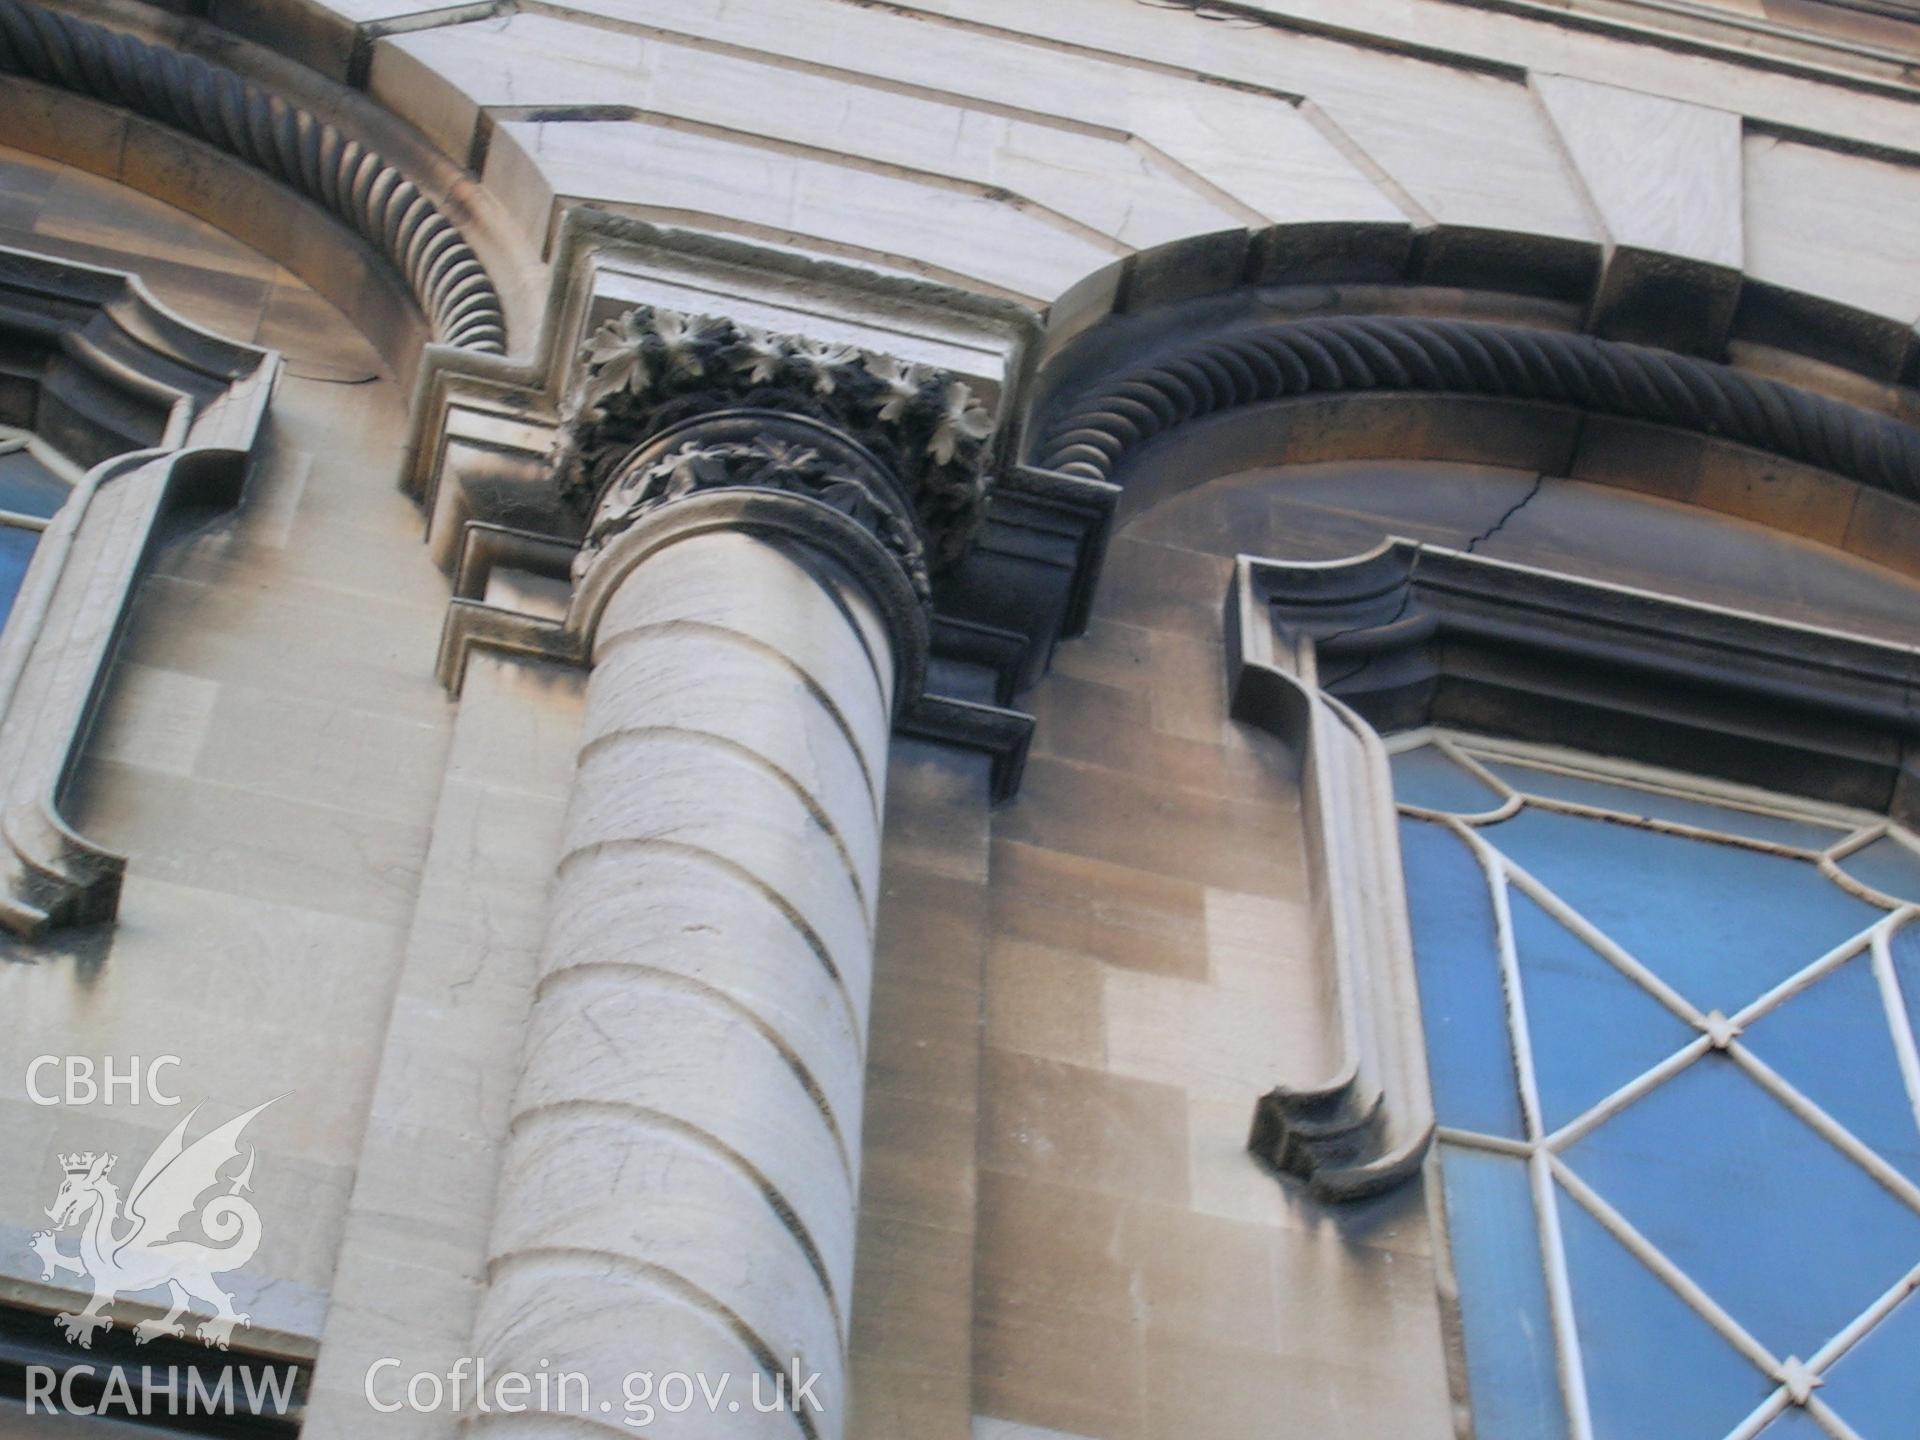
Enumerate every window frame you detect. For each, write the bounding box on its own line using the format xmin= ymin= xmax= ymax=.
xmin=1228 ymin=536 xmax=1920 ymax=1436
xmin=1393 ymin=726 xmax=1920 ymax=1440
xmin=0 ymin=244 xmax=274 ymax=939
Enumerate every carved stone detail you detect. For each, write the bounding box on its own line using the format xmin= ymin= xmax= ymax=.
xmin=0 ymin=0 xmax=505 ymax=352
xmin=1039 ymin=313 xmax=1920 ymax=502
xmin=578 ymin=414 xmax=931 ymax=606
xmin=559 ymin=305 xmax=993 ymax=567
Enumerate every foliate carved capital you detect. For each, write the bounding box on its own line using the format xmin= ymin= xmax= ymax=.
xmin=557 ymin=306 xmax=993 ymax=569
xmin=575 ymin=411 xmax=932 ymax=606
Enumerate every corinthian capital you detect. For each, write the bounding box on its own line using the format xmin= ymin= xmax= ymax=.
xmin=575 ymin=410 xmax=930 ymax=605
xmin=558 ymin=305 xmax=995 ymax=569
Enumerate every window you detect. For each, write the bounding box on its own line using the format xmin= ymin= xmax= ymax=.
xmin=0 ymin=425 xmax=78 ymax=628
xmin=1393 ymin=731 xmax=1920 ymax=1440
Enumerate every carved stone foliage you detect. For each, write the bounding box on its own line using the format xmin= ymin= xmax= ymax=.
xmin=0 ymin=0 xmax=504 ymax=352
xmin=579 ymin=416 xmax=931 ymax=605
xmin=558 ymin=305 xmax=993 ymax=566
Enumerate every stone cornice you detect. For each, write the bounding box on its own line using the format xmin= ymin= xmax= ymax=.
xmin=559 ymin=305 xmax=994 ymax=569
xmin=0 ymin=0 xmax=505 ymax=353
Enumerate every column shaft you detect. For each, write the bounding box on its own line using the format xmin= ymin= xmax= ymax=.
xmin=470 ymin=525 xmax=897 ymax=1438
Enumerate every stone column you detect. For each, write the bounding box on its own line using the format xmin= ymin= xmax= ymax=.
xmin=466 ymin=409 xmax=933 ymax=1439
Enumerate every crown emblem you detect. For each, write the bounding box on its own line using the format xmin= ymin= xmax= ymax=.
xmin=57 ymin=1153 xmax=111 ymax=1176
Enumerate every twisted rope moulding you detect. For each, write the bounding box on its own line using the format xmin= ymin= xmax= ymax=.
xmin=1040 ymin=315 xmax=1920 ymax=501
xmin=0 ymin=0 xmax=505 ymax=353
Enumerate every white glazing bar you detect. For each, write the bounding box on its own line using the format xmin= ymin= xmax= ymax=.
xmin=1827 ymin=824 xmax=1891 ymax=863
xmin=1447 ymin=733 xmax=1870 ymax=831
xmin=1435 ymin=733 xmax=1519 ymax=803
xmin=1550 ymin=1156 xmax=1781 ymax=1377
xmin=1727 ymin=1045 xmax=1920 ymax=1214
xmin=1403 ymin=795 xmax=1522 ymax=825
xmin=1501 ymin=859 xmax=1704 ymax=1025
xmin=1449 ymin=818 xmax=1544 ymax=1142
xmin=1806 ymin=1398 xmax=1867 ymax=1440
xmin=1868 ymin=917 xmax=1920 ymax=1137
xmin=1721 ymin=1385 xmax=1791 ymax=1440
xmin=1530 ymin=1150 xmax=1594 ymax=1440
xmin=1517 ymin=795 xmax=1830 ymax=858
xmin=1542 ymin=1036 xmax=1712 ymax=1152
xmin=1435 ymin=1125 xmax=1534 ymax=1158
xmin=1821 ymin=856 xmax=1912 ymax=909
xmin=1381 ymin=726 xmax=1438 ymax=755
xmin=1808 ymin=1257 xmax=1920 ymax=1371
xmin=1731 ymin=929 xmax=1879 ymax=1030
xmin=1424 ymin=734 xmax=1525 ymax=823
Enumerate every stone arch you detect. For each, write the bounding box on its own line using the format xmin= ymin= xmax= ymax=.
xmin=988 ymin=222 xmax=1920 ymax=659
xmin=0 ymin=0 xmax=538 ymax=379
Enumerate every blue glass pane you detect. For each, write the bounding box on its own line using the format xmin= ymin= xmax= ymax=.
xmin=1484 ymin=807 xmax=1881 ymax=1013
xmin=1392 ymin=744 xmax=1506 ymax=814
xmin=1401 ymin=816 xmax=1525 ymax=1138
xmin=1440 ymin=1145 xmax=1569 ymax=1440
xmin=0 ymin=447 xmax=69 ymax=519
xmin=1511 ymin=889 xmax=1698 ymax=1133
xmin=1475 ymin=758 xmax=1849 ymax=852
xmin=1841 ymin=834 xmax=1920 ymax=905
xmin=1556 ymin=1180 xmax=1768 ymax=1440
xmin=1742 ymin=954 xmax=1920 ymax=1183
xmin=1564 ymin=1054 xmax=1920 ymax=1358
xmin=0 ymin=526 xmax=36 ymax=628
xmin=1754 ymin=1407 xmax=1839 ymax=1438
xmin=1819 ymin=1290 xmax=1920 ymax=1436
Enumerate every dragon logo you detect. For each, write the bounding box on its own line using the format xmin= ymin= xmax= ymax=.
xmin=29 ymin=1098 xmax=276 ymax=1350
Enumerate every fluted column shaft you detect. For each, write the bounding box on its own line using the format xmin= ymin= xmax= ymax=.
xmin=469 ymin=413 xmax=929 ymax=1440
